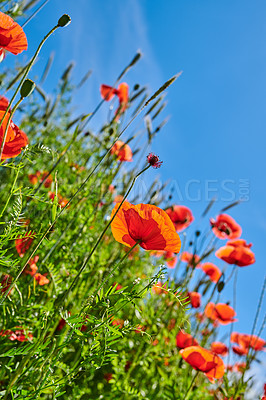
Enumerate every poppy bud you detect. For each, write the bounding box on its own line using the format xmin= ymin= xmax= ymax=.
xmin=189 ymin=241 xmax=193 ymax=246
xmin=195 ymin=230 xmax=201 ymax=237
xmin=20 ymin=79 xmax=35 ymax=98
xmin=217 ymin=281 xmax=225 ymax=292
xmin=57 ymin=14 xmax=71 ymax=27
xmin=147 ymin=153 xmax=163 ymax=169
xmin=133 ymin=84 xmax=140 ymax=91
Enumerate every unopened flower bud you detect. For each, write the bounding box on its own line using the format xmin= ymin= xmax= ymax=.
xmin=58 ymin=14 xmax=71 ymax=27
xmin=20 ymin=79 xmax=35 ymax=98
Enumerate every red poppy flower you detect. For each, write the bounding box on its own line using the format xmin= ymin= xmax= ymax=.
xmin=147 ymin=153 xmax=163 ymax=169
xmin=28 ymin=173 xmax=40 ymax=185
xmin=210 ymin=214 xmax=242 ymax=240
xmin=205 ymin=302 xmax=237 ymax=325
xmin=210 ymin=342 xmax=228 ymax=356
xmin=215 ymin=239 xmax=255 ymax=267
xmin=0 ymin=12 xmax=27 ymax=57
xmin=28 ymin=171 xmax=53 ymax=188
xmin=188 ymin=291 xmax=201 ymax=308
xmin=15 ymin=231 xmax=34 ymax=257
xmin=100 ymin=82 xmax=129 ymax=118
xmin=34 ymin=273 xmax=49 ymax=286
xmin=165 ymin=205 xmax=194 ymax=232
xmin=262 ymin=383 xmax=266 ymax=400
xmin=56 ymin=318 xmax=67 ymax=331
xmin=24 ymin=255 xmax=39 ymax=276
xmin=176 ymin=330 xmax=198 ymax=349
xmin=111 ymin=319 xmax=124 ymax=329
xmin=152 ymin=250 xmax=177 ymax=268
xmin=48 ymin=191 xmax=69 ymax=208
xmin=111 ymin=201 xmax=181 ymax=252
xmin=110 ymin=140 xmax=132 ymax=162
xmin=103 ymin=373 xmax=113 ymax=382
xmin=152 ymin=281 xmax=168 ymax=294
xmin=0 ymin=327 xmax=33 ymax=342
xmin=180 ymin=251 xmax=201 ymax=268
xmin=231 ymin=332 xmax=266 ymax=353
xmin=180 ymin=345 xmax=225 ymax=382
xmin=234 ymin=362 xmax=246 ymax=373
xmin=134 ymin=324 xmax=146 ymax=333
xmin=201 ymin=262 xmax=222 ymax=283
xmin=112 ymin=282 xmax=123 ymax=291
xmin=0 ymin=97 xmax=28 ymax=160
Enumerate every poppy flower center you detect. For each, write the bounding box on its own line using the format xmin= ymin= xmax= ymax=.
xmin=216 ymin=221 xmax=232 ymax=235
xmin=0 ymin=33 xmax=12 ymax=47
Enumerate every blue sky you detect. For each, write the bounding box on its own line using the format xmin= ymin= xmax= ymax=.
xmin=5 ymin=0 xmax=266 ymax=381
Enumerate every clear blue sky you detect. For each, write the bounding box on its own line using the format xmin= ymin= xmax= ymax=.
xmin=5 ymin=0 xmax=266 ymax=383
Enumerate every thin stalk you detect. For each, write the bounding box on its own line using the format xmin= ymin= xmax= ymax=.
xmin=0 ymin=164 xmax=21 ymax=217
xmin=94 ymin=240 xmax=141 ymax=295
xmin=183 ymin=370 xmax=199 ymax=400
xmin=57 ymin=165 xmax=150 ymax=306
xmin=227 ymin=267 xmax=238 ymax=368
xmin=22 ymin=0 xmax=51 ymax=28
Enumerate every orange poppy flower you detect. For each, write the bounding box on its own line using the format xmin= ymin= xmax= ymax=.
xmin=232 ymin=345 xmax=248 ymax=356
xmin=28 ymin=171 xmax=53 ymax=188
xmin=134 ymin=324 xmax=146 ymax=334
xmin=110 ymin=140 xmax=132 ymax=162
xmin=201 ymin=262 xmax=222 ymax=283
xmin=100 ymin=82 xmax=128 ymax=118
xmin=165 ymin=205 xmax=194 ymax=232
xmin=0 ymin=97 xmax=28 ymax=160
xmin=152 ymin=281 xmax=168 ymax=294
xmin=24 ymin=255 xmax=39 ymax=277
xmin=215 ymin=239 xmax=255 ymax=267
xmin=48 ymin=191 xmax=69 ymax=208
xmin=180 ymin=251 xmax=201 ymax=268
xmin=210 ymin=214 xmax=242 ymax=239
xmin=15 ymin=231 xmax=34 ymax=257
xmin=176 ymin=330 xmax=198 ymax=348
xmin=34 ymin=273 xmax=49 ymax=286
xmin=231 ymin=332 xmax=266 ymax=353
xmin=111 ymin=319 xmax=124 ymax=329
xmin=188 ymin=291 xmax=201 ymax=308
xmin=205 ymin=302 xmax=236 ymax=325
xmin=0 ymin=12 xmax=27 ymax=57
xmin=210 ymin=342 xmax=228 ymax=356
xmin=111 ymin=201 xmax=181 ymax=252
xmin=152 ymin=250 xmax=177 ymax=268
xmin=180 ymin=345 xmax=225 ymax=382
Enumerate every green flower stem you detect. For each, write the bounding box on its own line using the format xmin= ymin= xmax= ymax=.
xmin=0 ymin=164 xmax=22 ymax=218
xmin=94 ymin=239 xmax=141 ymax=296
xmin=0 ymin=98 xmax=23 ymax=160
xmin=0 ymin=24 xmax=60 ymax=131
xmin=183 ymin=370 xmax=199 ymax=400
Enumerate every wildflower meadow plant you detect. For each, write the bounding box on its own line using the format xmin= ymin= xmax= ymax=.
xmin=0 ymin=2 xmax=265 ymax=400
